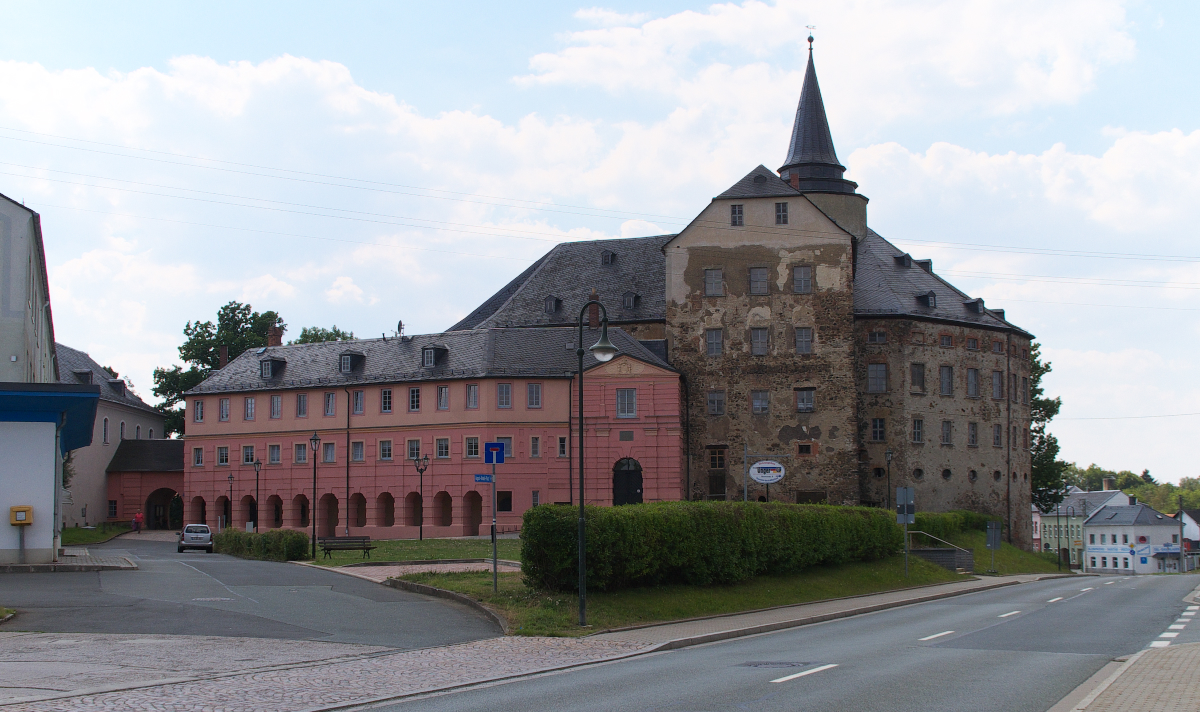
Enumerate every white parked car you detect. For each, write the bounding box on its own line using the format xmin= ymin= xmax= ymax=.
xmin=178 ymin=524 xmax=213 ymax=553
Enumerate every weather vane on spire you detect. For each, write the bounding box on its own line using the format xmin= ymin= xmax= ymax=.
xmin=806 ymin=25 xmax=815 ymax=51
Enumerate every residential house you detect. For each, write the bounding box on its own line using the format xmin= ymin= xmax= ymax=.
xmin=1084 ymin=500 xmax=1184 ymax=574
xmin=1038 ymin=487 xmax=1126 ymax=567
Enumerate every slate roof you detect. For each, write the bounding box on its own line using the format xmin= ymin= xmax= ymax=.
xmin=1084 ymin=504 xmax=1179 ymax=527
xmin=1037 ymin=489 xmax=1126 ymax=516
xmin=55 ymin=343 xmax=159 ymax=415
xmin=106 ymin=438 xmax=185 ymax=473
xmin=186 ymin=327 xmax=674 ymax=395
xmin=781 ymin=51 xmax=842 ymax=171
xmin=716 ymin=165 xmax=803 ymax=200
xmin=854 ymin=230 xmax=1033 ymax=336
xmin=448 ymin=234 xmax=674 ymax=331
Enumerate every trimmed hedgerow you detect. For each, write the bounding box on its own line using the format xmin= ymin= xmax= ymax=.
xmin=913 ymin=510 xmax=1001 ymax=542
xmin=520 ymin=501 xmax=902 ymax=592
xmin=213 ymin=528 xmax=310 ymax=561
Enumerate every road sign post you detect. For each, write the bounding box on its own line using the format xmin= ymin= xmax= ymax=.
xmin=896 ymin=487 xmax=915 ymax=577
xmin=986 ymin=520 xmax=1002 ymax=573
xmin=484 ymin=442 xmax=505 ymax=592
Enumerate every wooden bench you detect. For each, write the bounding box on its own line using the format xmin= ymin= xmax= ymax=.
xmin=317 ymin=536 xmax=376 ymax=558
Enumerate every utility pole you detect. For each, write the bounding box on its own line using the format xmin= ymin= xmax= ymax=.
xmin=1181 ymin=494 xmax=1187 ymax=574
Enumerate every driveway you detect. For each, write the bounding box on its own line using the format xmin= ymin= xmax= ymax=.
xmin=0 ymin=536 xmax=500 ymax=648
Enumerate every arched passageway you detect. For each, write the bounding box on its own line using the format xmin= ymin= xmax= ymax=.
xmin=239 ymin=495 xmax=257 ymax=531
xmin=266 ymin=495 xmax=283 ymax=529
xmin=215 ymin=496 xmax=231 ymax=530
xmin=404 ymin=492 xmax=423 ymax=527
xmin=612 ymin=458 xmax=644 ymax=506
xmin=319 ymin=494 xmax=339 ymax=538
xmin=292 ymin=494 xmax=310 ymax=528
xmin=188 ymin=496 xmax=207 ymax=527
xmin=463 ymin=491 xmax=483 ymax=536
xmin=376 ymin=493 xmax=395 ymax=527
xmin=349 ymin=493 xmax=367 ymax=528
xmin=145 ymin=488 xmax=182 ymax=530
xmin=433 ymin=491 xmax=452 ymax=526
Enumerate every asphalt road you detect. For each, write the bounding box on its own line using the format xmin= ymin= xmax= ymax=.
xmin=0 ymin=537 xmax=500 ymax=648
xmin=375 ymin=574 xmax=1200 ymax=712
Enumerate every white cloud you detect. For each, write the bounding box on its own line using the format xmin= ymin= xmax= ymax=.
xmin=325 ymin=276 xmax=365 ymax=303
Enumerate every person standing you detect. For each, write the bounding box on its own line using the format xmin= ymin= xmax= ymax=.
xmin=134 ymin=510 xmax=144 ymax=533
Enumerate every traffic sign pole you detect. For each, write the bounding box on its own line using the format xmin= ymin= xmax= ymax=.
xmin=492 ymin=460 xmax=497 ymax=592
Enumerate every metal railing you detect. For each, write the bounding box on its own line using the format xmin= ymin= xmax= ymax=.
xmin=906 ymin=530 xmax=971 ymax=554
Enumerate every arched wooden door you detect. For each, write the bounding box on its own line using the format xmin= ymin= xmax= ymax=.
xmin=612 ymin=458 xmax=643 ymax=506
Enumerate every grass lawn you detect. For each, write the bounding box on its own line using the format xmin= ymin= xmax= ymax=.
xmin=398 ymin=553 xmax=961 ymax=637
xmin=314 ymin=537 xmax=522 ymax=566
xmin=60 ymin=523 xmax=131 ymax=546
xmin=940 ymin=530 xmax=1062 ymax=576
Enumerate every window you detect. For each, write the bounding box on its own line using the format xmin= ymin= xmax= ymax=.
xmin=942 ymin=468 xmax=952 ymax=480
xmin=498 ymin=437 xmax=513 ymax=457
xmin=967 ymin=337 xmax=978 ymax=350
xmin=707 ymin=390 xmax=726 ymax=416
xmin=910 ymin=363 xmax=926 ymax=393
xmin=704 ymin=268 xmax=723 ymax=296
xmin=532 ymin=490 xmax=541 ymax=507
xmin=265 ymin=395 xmax=279 ymax=419
xmin=340 ymin=354 xmax=352 ymax=373
xmin=466 ymin=384 xmax=479 ymax=409
xmin=262 ymin=361 xmax=274 ymax=378
xmin=1011 ymin=374 xmax=1018 ymax=402
xmin=795 ymin=327 xmax=813 ymax=354
xmin=706 ymin=329 xmax=723 ymax=356
xmin=798 ymin=443 xmax=813 ymax=455
xmin=466 ymin=437 xmax=480 ymax=458
xmin=793 ymin=265 xmax=812 ymax=294
xmin=527 ymin=383 xmax=542 ymax=409
xmin=324 ymin=392 xmax=336 ymax=416
xmin=708 ymin=446 xmax=727 ymax=469
xmin=243 ymin=445 xmax=255 ymax=464
xmin=993 ymin=470 xmax=1002 ymax=481
xmin=1089 ymin=533 xmax=1095 ymax=544
xmin=796 ymin=388 xmax=814 ymax=413
xmin=295 ymin=444 xmax=307 ymax=463
xmin=102 ymin=417 xmax=109 ymax=444
xmin=108 ymin=500 xmax=117 ymax=518
xmin=557 ymin=436 xmax=567 ymax=457
xmin=423 ymin=349 xmax=435 ymax=367
xmin=868 ymin=363 xmax=888 ymax=393
xmin=1012 ymin=425 xmax=1018 ymax=449
xmin=497 ymin=491 xmax=513 ymax=512
xmin=243 ymin=397 xmax=255 ymax=420
xmin=775 ymin=202 xmax=788 ymax=224
xmin=497 ymin=383 xmax=512 ymax=409
xmin=730 ymin=204 xmax=743 ymax=226
xmin=601 ymin=250 xmax=615 ymax=265
xmin=751 ymin=328 xmax=769 ymax=355
xmin=323 ymin=442 xmax=336 ymax=463
xmin=438 ymin=385 xmax=450 ymax=410
xmin=940 ymin=335 xmax=952 ymax=348
xmin=436 ymin=438 xmax=450 ymax=458
xmin=941 ymin=420 xmax=952 ymax=445
xmin=868 ymin=331 xmax=887 ymax=344
xmin=120 ymin=421 xmax=126 ymax=440
xmin=407 ymin=439 xmax=421 ymax=460
xmin=751 ymin=390 xmax=769 ymax=414
xmin=136 ymin=425 xmax=141 ymax=439
xmin=968 ymin=422 xmax=978 ymax=447
xmin=544 ymin=296 xmax=560 ymax=314
xmin=1173 ymin=534 xmax=1180 ymax=544
xmin=530 ymin=436 xmax=540 ymax=458
xmin=194 ymin=400 xmax=204 ymax=422
xmin=193 ymin=447 xmax=204 ymax=466
xmin=622 ymin=292 xmax=639 ymax=309
xmin=617 ymin=388 xmax=637 ymax=418
xmin=380 ymin=440 xmax=393 ymax=460
xmin=967 ymin=369 xmax=979 ymax=398
xmin=269 ymin=444 xmax=281 ymax=464
xmin=749 ymin=267 xmax=769 ymax=295
xmin=297 ymin=393 xmax=308 ymax=417
xmin=1122 ymin=534 xmax=1128 ymax=544
xmin=993 ymin=341 xmax=1004 ymax=354
xmin=150 ymin=428 xmax=156 ymax=439
xmin=993 ymin=424 xmax=1003 ymax=448
xmin=871 ymin=418 xmax=886 ymax=441
xmin=913 ymin=468 xmax=924 ymax=480
xmin=352 ymin=390 xmax=364 ymax=414
xmin=217 ymin=446 xmax=229 ymax=465
xmin=381 ymin=388 xmax=392 ymax=413
xmin=912 ymin=419 xmax=924 ymax=443
xmin=1022 ymin=377 xmax=1029 ymax=404
xmin=219 ymin=398 xmax=230 ymax=421
xmin=939 ymin=366 xmax=953 ymax=396
xmin=992 ymin=371 xmax=1003 ymax=399
xmin=350 ymin=442 xmax=364 ymax=461
xmin=409 ymin=387 xmax=421 ymax=412
xmin=1090 ymin=557 xmax=1096 ymax=568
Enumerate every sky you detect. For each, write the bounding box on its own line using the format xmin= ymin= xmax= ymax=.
xmin=1 ymin=0 xmax=1197 ymax=482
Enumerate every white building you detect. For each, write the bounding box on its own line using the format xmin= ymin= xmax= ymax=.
xmin=1084 ymin=502 xmax=1185 ymax=574
xmin=1037 ymin=487 xmax=1125 ymax=567
xmin=0 ymin=192 xmax=58 ymax=383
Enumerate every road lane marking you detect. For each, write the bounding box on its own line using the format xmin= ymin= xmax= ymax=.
xmin=1081 ymin=587 xmax=1094 ymax=591
xmin=1169 ymin=625 xmax=1186 ymax=630
xmin=771 ymin=664 xmax=838 ymax=683
xmin=1104 ymin=581 xmax=1114 ymax=585
xmin=998 ymin=611 xmax=1021 ymax=618
xmin=1176 ymin=619 xmax=1190 ymax=624
xmin=1188 ymin=606 xmax=1199 ymax=610
xmin=918 ymin=631 xmax=955 ymax=641
xmin=1150 ymin=641 xmax=1171 ymax=648
xmin=1047 ymin=597 xmax=1063 ymax=603
xmin=1160 ymin=632 xmax=1180 ymax=638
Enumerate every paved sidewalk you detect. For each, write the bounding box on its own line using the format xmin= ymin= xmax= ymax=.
xmin=326 ymin=560 xmax=522 ymax=583
xmin=1072 ymin=642 xmax=1200 ymax=711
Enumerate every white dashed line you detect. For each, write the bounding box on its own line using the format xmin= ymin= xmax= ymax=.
xmin=1188 ymin=606 xmax=1199 ymax=611
xmin=998 ymin=611 xmax=1021 ymax=618
xmin=1047 ymin=597 xmax=1063 ymax=603
xmin=771 ymin=664 xmax=838 ymax=683
xmin=1104 ymin=581 xmax=1114 ymax=585
xmin=1160 ymin=632 xmax=1179 ymax=638
xmin=1169 ymin=625 xmax=1186 ymax=630
xmin=1081 ymin=587 xmax=1094 ymax=592
xmin=918 ymin=631 xmax=955 ymax=641
xmin=1150 ymin=641 xmax=1171 ymax=648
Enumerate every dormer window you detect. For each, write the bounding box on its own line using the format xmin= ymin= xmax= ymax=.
xmin=340 ymin=355 xmax=352 ymax=373
xmin=914 ymin=259 xmax=933 ymax=273
xmin=108 ymin=378 xmax=125 ymax=396
xmin=893 ymin=253 xmax=912 ymax=268
xmin=73 ymin=369 xmax=93 ymax=384
xmin=260 ymin=356 xmax=285 ymax=378
xmin=917 ymin=291 xmax=937 ymax=308
xmin=601 ymin=250 xmax=615 ymax=265
xmin=261 ymin=361 xmax=272 ymax=378
xmin=423 ymin=348 xmax=435 ymax=367
xmin=622 ymin=292 xmax=640 ymax=309
xmin=964 ymin=298 xmax=985 ymax=314
xmin=544 ymin=296 xmax=562 ymax=314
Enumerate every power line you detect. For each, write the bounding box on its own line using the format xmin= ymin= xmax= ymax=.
xmin=892 ymin=238 xmax=1200 ymax=264
xmin=995 ymin=298 xmax=1200 ymax=312
xmin=941 ymin=270 xmax=1200 ymax=290
xmin=1058 ymin=412 xmax=1200 ymax=421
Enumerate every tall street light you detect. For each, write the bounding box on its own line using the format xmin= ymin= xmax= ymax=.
xmin=884 ymin=448 xmax=893 ymax=511
xmin=310 ymin=432 xmax=320 ymax=559
xmin=226 ymin=471 xmax=234 ymax=532
xmin=253 ymin=458 xmax=262 ymax=532
xmin=576 ymin=300 xmax=619 ymax=626
xmin=411 ymin=453 xmax=430 ymax=540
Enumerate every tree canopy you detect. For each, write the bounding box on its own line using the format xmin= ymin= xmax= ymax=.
xmin=1030 ymin=342 xmax=1070 ymax=512
xmin=289 ymin=325 xmax=355 ymax=344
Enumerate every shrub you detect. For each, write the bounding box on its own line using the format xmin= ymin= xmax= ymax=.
xmin=912 ymin=510 xmax=1001 ymax=545
xmin=213 ymin=528 xmax=310 ymax=561
xmin=521 ymin=501 xmax=902 ymax=592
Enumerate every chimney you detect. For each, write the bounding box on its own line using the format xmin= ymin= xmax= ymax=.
xmin=267 ymin=326 xmax=283 ymax=347
xmin=1102 ymin=477 xmax=1116 ymax=491
xmin=588 ymin=289 xmax=599 ymax=329
xmin=1128 ymin=495 xmax=1137 ymax=506
xmin=219 ymin=345 xmax=229 ymax=369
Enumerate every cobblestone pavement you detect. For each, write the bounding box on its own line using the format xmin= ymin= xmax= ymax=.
xmin=330 ymin=561 xmax=522 ymax=583
xmin=1080 ymin=642 xmax=1200 ymax=711
xmin=0 ymin=633 xmax=652 ymax=712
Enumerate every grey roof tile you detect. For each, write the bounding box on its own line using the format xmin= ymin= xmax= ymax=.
xmin=715 ymin=165 xmax=803 ymax=200
xmin=1084 ymin=503 xmax=1179 ymax=527
xmin=55 ymin=343 xmax=159 ymax=415
xmin=781 ymin=52 xmax=841 ymax=170
xmin=106 ymin=439 xmax=185 ymax=472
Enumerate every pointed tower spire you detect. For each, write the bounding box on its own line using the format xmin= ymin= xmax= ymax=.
xmin=778 ymin=35 xmax=858 ymax=194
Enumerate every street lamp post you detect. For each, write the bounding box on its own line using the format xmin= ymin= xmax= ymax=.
xmin=310 ymin=432 xmax=320 ymax=559
xmin=575 ymin=300 xmax=619 ymax=627
xmin=884 ymin=448 xmax=893 ymax=511
xmin=253 ymin=459 xmax=262 ymax=533
xmin=226 ymin=472 xmax=234 ymax=532
xmin=410 ymin=453 xmax=430 ymax=541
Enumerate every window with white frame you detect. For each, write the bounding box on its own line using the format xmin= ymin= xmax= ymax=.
xmin=466 ymin=383 xmax=479 ymax=409
xmin=270 ymin=395 xmax=282 ymax=419
xmin=436 ymin=438 xmax=450 ymax=458
xmin=706 ymin=329 xmax=723 ymax=356
xmin=751 ymin=390 xmax=769 ymax=415
xmin=775 ymin=202 xmax=788 ymax=224
xmin=530 ymin=436 xmax=540 ymax=458
xmin=707 ymin=390 xmax=726 ymax=416
xmin=993 ymin=423 xmax=1003 ymax=447
xmin=497 ymin=383 xmax=512 ymax=409
xmin=466 ymin=437 xmax=479 ymax=458
xmin=532 ymin=490 xmax=541 ymax=507
xmin=340 ymin=354 xmax=352 ymax=372
xmin=296 ymin=393 xmax=308 ymax=417
xmin=912 ymin=418 xmax=924 ymax=443
xmin=704 ymin=268 xmax=723 ymax=296
xmin=966 ymin=369 xmax=979 ymax=398
xmin=911 ymin=363 xmax=925 ymax=392
xmin=295 ymin=443 xmax=307 ymax=463
xmin=193 ymin=447 xmax=204 ymax=466
xmin=422 ymin=348 xmax=435 ymax=367
xmin=381 ymin=388 xmax=392 ymax=413
xmin=269 ymin=444 xmax=281 ymax=464
xmin=220 ymin=398 xmax=230 ymax=421
xmin=557 ymin=436 xmax=567 ymax=457
xmin=939 ymin=366 xmax=953 ymax=396
xmin=941 ymin=420 xmax=952 ymax=445
xmin=324 ymin=392 xmax=336 ymax=416
xmin=379 ymin=440 xmax=393 ymax=460
xmin=795 ymin=388 xmax=815 ymax=413
xmin=323 ymin=442 xmax=336 ymax=462
xmin=498 ymin=437 xmax=513 ymax=457
xmin=409 ymin=387 xmax=420 ymax=411
xmin=749 ymin=267 xmax=769 ymax=295
xmin=407 ymin=439 xmax=421 ymax=460
xmin=243 ymin=445 xmax=255 ymax=464
xmin=217 ymin=446 xmax=229 ymax=465
xmin=244 ymin=397 xmax=255 ymax=420
xmin=527 ymin=383 xmax=542 ymax=409
xmin=793 ymin=265 xmax=812 ymax=294
xmin=992 ymin=371 xmax=1003 ymax=399
xmin=261 ymin=361 xmax=272 ymax=378
xmin=194 ymin=400 xmax=204 ymax=422
xmin=795 ymin=327 xmax=813 ymax=354
xmin=750 ymin=328 xmax=769 ymax=355
xmin=349 ymin=390 xmax=362 ymax=414
xmin=871 ymin=418 xmax=886 ymax=441
xmin=868 ymin=363 xmax=887 ymax=393
xmin=351 ymin=441 xmax=364 ymax=461
xmin=968 ymin=422 xmax=978 ymax=447
xmin=616 ymin=388 xmax=637 ymax=418
xmin=730 ymin=204 xmax=743 ymax=226
xmin=438 ymin=385 xmax=449 ymax=410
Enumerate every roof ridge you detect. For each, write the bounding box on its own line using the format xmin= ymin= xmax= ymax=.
xmin=474 ymin=241 xmax=566 ymax=330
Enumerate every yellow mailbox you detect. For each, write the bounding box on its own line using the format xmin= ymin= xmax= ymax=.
xmin=9 ymin=506 xmax=32 ymax=526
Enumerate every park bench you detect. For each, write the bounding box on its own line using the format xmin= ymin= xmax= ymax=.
xmin=317 ymin=536 xmax=376 ymax=558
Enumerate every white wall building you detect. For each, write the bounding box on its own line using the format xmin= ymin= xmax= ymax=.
xmin=0 ymin=193 xmax=57 ymax=384
xmin=1084 ymin=502 xmax=1185 ymax=575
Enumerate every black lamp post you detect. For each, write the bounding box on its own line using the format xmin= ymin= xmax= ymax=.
xmin=252 ymin=459 xmax=262 ymax=533
xmin=226 ymin=471 xmax=234 ymax=532
xmin=411 ymin=453 xmax=430 ymax=540
xmin=576 ymin=300 xmax=619 ymax=626
xmin=309 ymin=432 xmax=320 ymax=559
xmin=884 ymin=448 xmax=893 ymax=511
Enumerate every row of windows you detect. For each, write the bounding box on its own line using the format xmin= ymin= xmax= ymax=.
xmin=702 ymin=265 xmax=812 ymax=297
xmin=868 ymin=363 xmax=1030 ymax=403
xmin=870 ymin=417 xmax=1030 ymax=449
xmin=728 ymin=202 xmax=789 ymax=227
xmin=872 ymin=467 xmax=1023 ymax=483
xmin=1091 ymin=556 xmax=1131 ymax=569
xmin=706 ymin=388 xmax=814 ymax=416
xmin=869 ymin=330 xmax=1030 ymax=360
xmin=100 ymin=417 xmax=153 ymax=444
xmin=193 ymin=435 xmax=574 ymax=467
xmin=704 ymin=326 xmax=814 ymax=356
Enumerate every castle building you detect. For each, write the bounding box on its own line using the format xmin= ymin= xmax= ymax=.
xmin=451 ymin=44 xmax=1034 ymax=545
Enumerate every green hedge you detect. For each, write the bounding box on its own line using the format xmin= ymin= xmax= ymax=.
xmin=913 ymin=510 xmax=1000 ymax=542
xmin=520 ymin=501 xmax=902 ymax=592
xmin=213 ymin=528 xmax=310 ymax=561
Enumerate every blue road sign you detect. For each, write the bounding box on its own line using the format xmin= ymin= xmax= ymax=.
xmin=475 ymin=474 xmax=493 ymax=483
xmin=484 ymin=442 xmax=505 ymax=464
